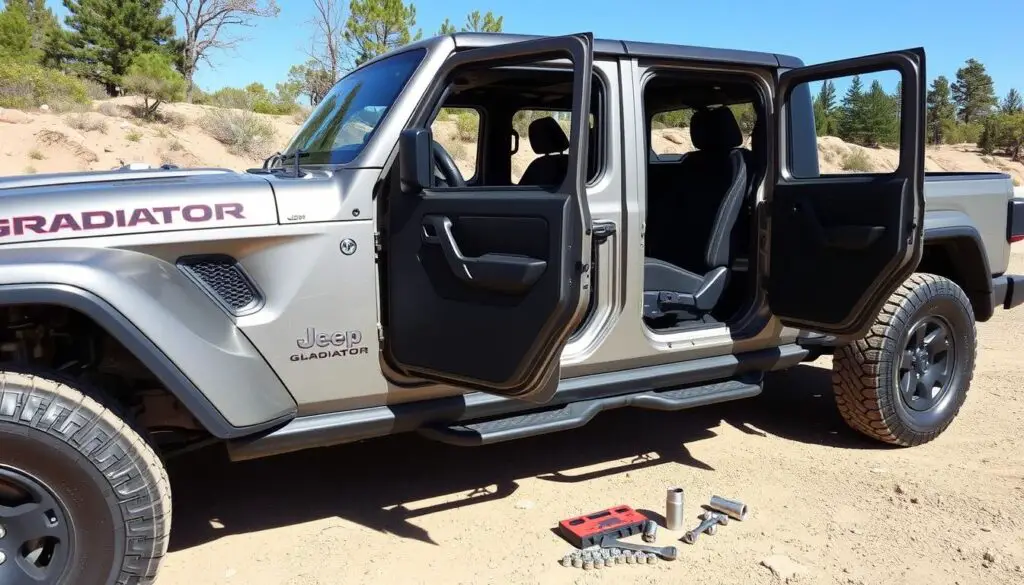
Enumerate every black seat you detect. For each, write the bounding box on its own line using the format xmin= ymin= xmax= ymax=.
xmin=519 ymin=117 xmax=569 ymax=186
xmin=643 ymin=106 xmax=750 ymax=323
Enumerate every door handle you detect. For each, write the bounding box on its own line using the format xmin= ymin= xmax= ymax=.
xmin=422 ymin=215 xmax=547 ymax=294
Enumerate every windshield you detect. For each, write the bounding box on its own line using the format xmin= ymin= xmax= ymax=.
xmin=281 ymin=48 xmax=426 ymax=165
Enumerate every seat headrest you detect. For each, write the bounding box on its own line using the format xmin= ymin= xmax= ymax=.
xmin=529 ymin=117 xmax=570 ymax=155
xmin=690 ymin=107 xmax=743 ymax=151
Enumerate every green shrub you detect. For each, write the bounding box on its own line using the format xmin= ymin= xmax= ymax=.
xmin=79 ymin=77 xmax=109 ymax=100
xmin=121 ymin=52 xmax=186 ymax=120
xmin=126 ymin=129 xmax=143 ymax=142
xmin=841 ymin=150 xmax=874 ymax=172
xmin=455 ymin=111 xmax=478 ymax=141
xmin=0 ymin=61 xmax=89 ymax=109
xmin=200 ymin=108 xmax=277 ymax=158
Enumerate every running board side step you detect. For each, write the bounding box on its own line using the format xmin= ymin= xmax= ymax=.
xmin=417 ymin=378 xmax=761 ymax=447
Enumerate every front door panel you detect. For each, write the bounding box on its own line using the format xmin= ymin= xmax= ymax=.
xmin=384 ymin=34 xmax=594 ymax=402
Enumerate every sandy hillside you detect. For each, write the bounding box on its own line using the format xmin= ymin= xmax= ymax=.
xmin=157 ymin=246 xmax=1024 ymax=585
xmin=0 ymin=97 xmax=302 ymax=176
xmin=3 ymin=102 xmax=1022 ymax=186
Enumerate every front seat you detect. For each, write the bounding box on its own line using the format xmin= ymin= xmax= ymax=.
xmin=643 ymin=106 xmax=750 ymax=323
xmin=519 ymin=117 xmax=569 ymax=186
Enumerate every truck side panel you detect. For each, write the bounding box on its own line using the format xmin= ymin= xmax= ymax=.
xmin=924 ymin=173 xmax=1013 ymax=274
xmin=0 ymin=247 xmax=297 ymax=436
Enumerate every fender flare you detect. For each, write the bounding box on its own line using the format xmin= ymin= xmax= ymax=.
xmin=922 ymin=211 xmax=994 ymax=321
xmin=0 ymin=248 xmax=297 ymax=439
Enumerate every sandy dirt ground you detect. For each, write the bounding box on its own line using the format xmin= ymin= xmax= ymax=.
xmin=157 ymin=248 xmax=1024 ymax=585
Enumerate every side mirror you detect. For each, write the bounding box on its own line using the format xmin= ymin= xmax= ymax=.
xmin=399 ymin=128 xmax=433 ymax=194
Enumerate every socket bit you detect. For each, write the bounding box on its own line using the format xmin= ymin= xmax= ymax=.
xmin=708 ymin=495 xmax=749 ymax=521
xmin=572 ymin=556 xmax=583 ymax=568
xmin=560 ymin=555 xmax=572 ymax=567
xmin=665 ymin=487 xmax=685 ymax=531
xmin=642 ymin=519 xmax=658 ymax=543
xmin=583 ymin=559 xmax=594 ymax=570
xmin=647 ymin=552 xmax=658 ymax=564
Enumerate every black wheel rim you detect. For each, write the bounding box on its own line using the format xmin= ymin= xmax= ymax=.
xmin=898 ymin=315 xmax=956 ymax=412
xmin=0 ymin=467 xmax=72 ymax=585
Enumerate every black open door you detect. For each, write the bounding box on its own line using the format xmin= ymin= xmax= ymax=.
xmin=767 ymin=48 xmax=926 ymax=338
xmin=383 ymin=34 xmax=594 ymax=403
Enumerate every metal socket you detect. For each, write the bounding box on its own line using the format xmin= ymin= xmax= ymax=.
xmin=665 ymin=487 xmax=685 ymax=531
xmin=708 ymin=495 xmax=749 ymax=521
xmin=642 ymin=519 xmax=658 ymax=543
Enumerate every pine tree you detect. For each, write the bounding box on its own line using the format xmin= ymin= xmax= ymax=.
xmin=926 ymin=76 xmax=957 ymax=144
xmin=1001 ymin=88 xmax=1023 ymax=114
xmin=437 ymin=18 xmax=456 ymax=35
xmin=462 ymin=10 xmax=502 ymax=32
xmin=952 ymin=58 xmax=997 ymax=123
xmin=59 ymin=0 xmax=177 ymax=94
xmin=0 ymin=2 xmax=33 ymax=59
xmin=343 ymin=0 xmax=421 ymax=67
xmin=839 ymin=75 xmax=865 ymax=144
xmin=812 ymin=79 xmax=838 ymax=136
xmin=860 ymin=79 xmax=900 ymax=147
xmin=3 ymin=0 xmax=57 ymax=56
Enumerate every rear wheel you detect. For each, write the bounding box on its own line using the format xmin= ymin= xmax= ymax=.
xmin=0 ymin=370 xmax=171 ymax=584
xmin=831 ymin=273 xmax=976 ymax=446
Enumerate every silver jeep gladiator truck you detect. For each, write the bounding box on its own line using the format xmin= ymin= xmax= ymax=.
xmin=1 ymin=32 xmax=1022 ymax=584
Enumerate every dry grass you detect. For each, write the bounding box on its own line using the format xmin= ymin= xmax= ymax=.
xmin=841 ymin=150 xmax=874 ymax=172
xmin=65 ymin=113 xmax=108 ymax=134
xmin=28 ymin=148 xmax=44 ymax=160
xmin=126 ymin=129 xmax=143 ymax=142
xmin=200 ymin=108 xmax=277 ymax=157
xmin=97 ymin=102 xmax=123 ymax=117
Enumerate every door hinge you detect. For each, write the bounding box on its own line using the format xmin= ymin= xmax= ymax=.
xmin=373 ymin=232 xmax=381 ymax=252
xmin=376 ymin=322 xmax=384 ymax=342
xmin=591 ymin=219 xmax=617 ymax=244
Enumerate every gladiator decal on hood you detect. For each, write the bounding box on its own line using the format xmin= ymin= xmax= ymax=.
xmin=0 ymin=203 xmax=246 ymax=238
xmin=0 ymin=170 xmax=280 ymax=244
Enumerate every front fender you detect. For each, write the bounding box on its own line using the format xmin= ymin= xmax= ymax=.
xmin=0 ymin=246 xmax=297 ymax=438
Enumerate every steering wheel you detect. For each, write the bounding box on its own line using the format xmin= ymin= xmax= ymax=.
xmin=431 ymin=142 xmax=466 ymax=188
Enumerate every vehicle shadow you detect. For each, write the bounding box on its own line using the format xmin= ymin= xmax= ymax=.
xmin=167 ymin=362 xmax=885 ymax=553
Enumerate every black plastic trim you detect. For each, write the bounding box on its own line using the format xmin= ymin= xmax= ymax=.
xmin=992 ymin=275 xmax=1024 ymax=310
xmin=226 ymin=344 xmax=808 ymax=460
xmin=419 ymin=378 xmax=762 ymax=446
xmin=1009 ymin=198 xmax=1024 ymax=242
xmin=0 ymin=284 xmax=295 ymax=439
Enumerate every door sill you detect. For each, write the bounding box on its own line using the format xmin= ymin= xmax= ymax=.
xmin=226 ymin=343 xmax=808 ymax=461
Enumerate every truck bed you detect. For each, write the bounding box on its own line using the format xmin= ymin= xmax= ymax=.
xmin=924 ymin=171 xmax=1014 ymax=275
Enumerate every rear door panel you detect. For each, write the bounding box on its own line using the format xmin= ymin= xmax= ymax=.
xmin=768 ymin=48 xmax=926 ymax=337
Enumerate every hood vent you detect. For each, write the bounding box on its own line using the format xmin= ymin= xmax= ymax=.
xmin=178 ymin=255 xmax=263 ymax=316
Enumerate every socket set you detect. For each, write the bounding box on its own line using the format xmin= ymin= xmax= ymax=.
xmin=558 ymin=547 xmax=659 ymax=569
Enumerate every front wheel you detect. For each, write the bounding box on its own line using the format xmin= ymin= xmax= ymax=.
xmin=0 ymin=370 xmax=171 ymax=584
xmin=832 ymin=273 xmax=977 ymax=446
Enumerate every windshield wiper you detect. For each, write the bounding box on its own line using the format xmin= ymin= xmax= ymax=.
xmin=276 ymin=150 xmax=310 ymax=177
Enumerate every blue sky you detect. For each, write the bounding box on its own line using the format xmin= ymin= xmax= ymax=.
xmin=46 ymin=0 xmax=1023 ymax=99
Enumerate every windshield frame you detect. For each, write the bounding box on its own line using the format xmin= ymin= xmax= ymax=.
xmin=280 ymin=47 xmax=428 ymax=166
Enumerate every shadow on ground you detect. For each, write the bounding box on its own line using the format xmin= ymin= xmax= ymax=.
xmin=167 ymin=363 xmax=883 ymax=552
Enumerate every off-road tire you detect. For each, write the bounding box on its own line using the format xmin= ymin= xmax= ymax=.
xmin=0 ymin=369 xmax=171 ymax=584
xmin=832 ymin=273 xmax=977 ymax=446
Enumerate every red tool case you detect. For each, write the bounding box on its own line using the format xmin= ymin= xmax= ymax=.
xmin=558 ymin=505 xmax=649 ymax=548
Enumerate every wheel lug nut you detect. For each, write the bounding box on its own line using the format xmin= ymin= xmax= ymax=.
xmin=0 ymin=550 xmax=6 ymax=565
xmin=0 ymin=524 xmax=5 ymax=538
